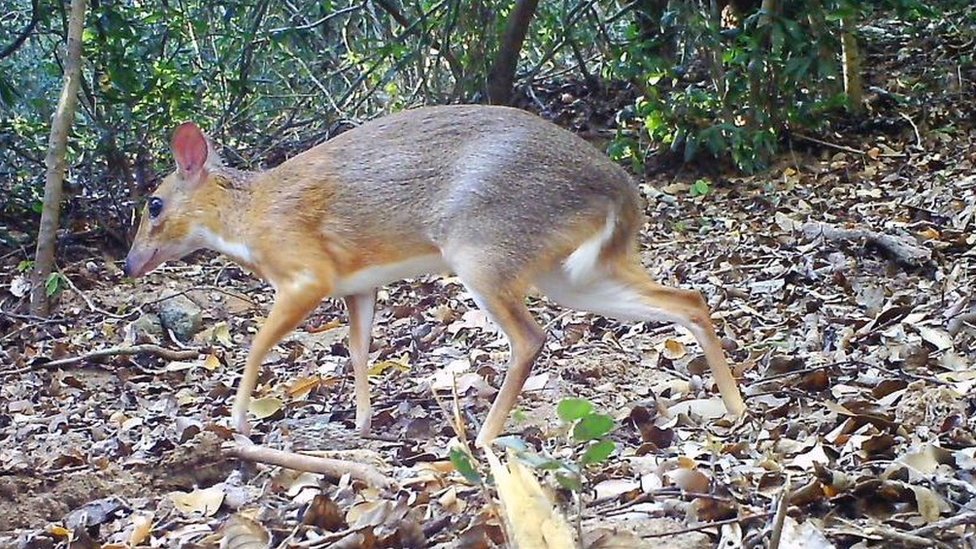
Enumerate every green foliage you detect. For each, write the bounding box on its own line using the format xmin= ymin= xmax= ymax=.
xmin=572 ymin=413 xmax=615 ymax=442
xmin=491 ymin=397 xmax=617 ymax=497
xmin=449 ymin=447 xmax=483 ymax=485
xmin=690 ymin=178 xmax=711 ymax=197
xmin=45 ymin=272 xmax=67 ymax=298
xmin=556 ymin=398 xmax=594 ymax=422
xmin=609 ymin=0 xmax=867 ymax=172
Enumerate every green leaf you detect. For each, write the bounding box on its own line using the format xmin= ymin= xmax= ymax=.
xmin=557 ymin=398 xmax=594 ymax=423
xmin=449 ymin=448 xmax=482 ymax=485
xmin=582 ymin=440 xmax=616 ymax=465
xmin=555 ymin=472 xmax=583 ymax=492
xmin=690 ymin=178 xmax=711 ymax=197
xmin=45 ymin=273 xmax=65 ymax=297
xmin=573 ymin=414 xmax=615 ymax=442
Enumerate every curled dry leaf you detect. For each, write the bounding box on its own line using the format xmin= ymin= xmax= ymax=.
xmin=777 ymin=516 xmax=835 ymax=549
xmin=219 ymin=514 xmax=270 ymax=549
xmin=909 ymin=485 xmax=950 ymax=523
xmin=484 ymin=447 xmax=576 ymax=549
xmin=170 ymin=486 xmax=225 ymax=517
xmin=302 ymin=493 xmax=346 ymax=531
xmin=248 ymin=397 xmax=284 ymax=420
xmin=662 ymin=338 xmax=686 ymax=359
xmin=664 ymin=467 xmax=711 ymax=493
xmin=128 ymin=511 xmax=154 ymax=546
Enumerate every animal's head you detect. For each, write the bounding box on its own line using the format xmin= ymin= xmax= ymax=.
xmin=124 ymin=123 xmax=224 ymax=277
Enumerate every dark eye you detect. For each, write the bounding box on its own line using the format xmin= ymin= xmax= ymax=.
xmin=148 ymin=197 xmax=164 ymax=218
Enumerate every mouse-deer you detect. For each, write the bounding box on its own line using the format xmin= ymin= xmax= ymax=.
xmin=125 ymin=105 xmax=747 ymax=446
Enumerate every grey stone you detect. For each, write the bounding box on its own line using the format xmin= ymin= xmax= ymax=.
xmin=158 ymin=295 xmax=203 ymax=342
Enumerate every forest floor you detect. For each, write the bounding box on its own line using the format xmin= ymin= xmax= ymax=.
xmin=2 ymin=15 xmax=976 ymax=549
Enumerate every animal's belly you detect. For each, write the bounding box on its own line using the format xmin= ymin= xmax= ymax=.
xmin=332 ymin=254 xmax=450 ymax=296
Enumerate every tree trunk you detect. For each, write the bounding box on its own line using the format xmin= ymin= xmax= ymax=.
xmin=486 ymin=0 xmax=539 ymax=105
xmin=31 ymin=0 xmax=87 ymax=316
xmin=747 ymin=0 xmax=777 ymax=124
xmin=841 ymin=13 xmax=863 ymax=114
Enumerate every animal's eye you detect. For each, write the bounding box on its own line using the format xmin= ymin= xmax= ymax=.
xmin=148 ymin=197 xmax=164 ymax=218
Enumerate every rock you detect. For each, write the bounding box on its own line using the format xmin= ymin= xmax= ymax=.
xmin=158 ymin=296 xmax=203 ymax=342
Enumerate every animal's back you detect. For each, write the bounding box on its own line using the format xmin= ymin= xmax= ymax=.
xmin=277 ymin=105 xmax=642 ymax=274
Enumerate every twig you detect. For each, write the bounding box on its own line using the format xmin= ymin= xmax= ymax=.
xmin=861 ymin=526 xmax=939 ymax=547
xmin=802 ymin=221 xmax=932 ymax=268
xmin=793 ymin=132 xmax=866 ymax=155
xmin=0 ymin=344 xmax=202 ymax=376
xmin=58 ymin=268 xmax=130 ymax=319
xmin=899 ymin=111 xmax=923 ymax=149
xmin=643 ymin=511 xmax=774 ymax=538
xmin=225 ymin=442 xmax=394 ymax=489
xmin=768 ymin=474 xmax=790 ymax=549
xmin=910 ymin=510 xmax=976 ymax=538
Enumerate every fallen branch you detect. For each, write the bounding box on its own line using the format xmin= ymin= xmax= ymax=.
xmin=226 ymin=443 xmax=394 ymax=489
xmin=0 ymin=344 xmax=201 ymax=376
xmin=802 ymin=221 xmax=932 ymax=267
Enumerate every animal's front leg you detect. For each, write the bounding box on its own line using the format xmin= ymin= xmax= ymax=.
xmin=231 ymin=281 xmax=330 ymax=434
xmin=345 ymin=291 xmax=377 ymax=435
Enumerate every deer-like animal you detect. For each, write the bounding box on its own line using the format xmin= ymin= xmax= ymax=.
xmin=124 ymin=105 xmax=747 ymax=446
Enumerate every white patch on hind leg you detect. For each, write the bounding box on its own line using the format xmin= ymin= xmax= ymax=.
xmin=536 ymin=272 xmax=683 ymax=325
xmin=563 ymin=210 xmax=616 ymax=285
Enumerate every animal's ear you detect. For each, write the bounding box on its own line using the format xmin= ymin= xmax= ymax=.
xmin=171 ymin=122 xmax=210 ymax=183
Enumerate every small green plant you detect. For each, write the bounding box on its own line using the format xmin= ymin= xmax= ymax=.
xmin=494 ymin=397 xmax=617 ymax=492
xmin=447 ymin=397 xmax=618 ymax=493
xmin=449 ymin=446 xmax=484 ymax=485
xmin=45 ymin=272 xmax=68 ymax=298
xmin=690 ymin=178 xmax=711 ymax=197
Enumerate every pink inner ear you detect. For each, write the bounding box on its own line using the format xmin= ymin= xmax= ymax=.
xmin=172 ymin=122 xmax=209 ymax=176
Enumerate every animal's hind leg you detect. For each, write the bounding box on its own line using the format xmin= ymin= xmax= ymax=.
xmin=536 ymin=263 xmax=746 ymax=417
xmin=449 ymin=255 xmax=546 ymax=447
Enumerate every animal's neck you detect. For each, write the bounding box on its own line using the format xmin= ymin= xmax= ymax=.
xmin=201 ymin=169 xmax=262 ymax=268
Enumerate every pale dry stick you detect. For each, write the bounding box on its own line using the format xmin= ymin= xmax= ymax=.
xmin=58 ymin=267 xmax=130 ymax=319
xmin=910 ymin=510 xmax=976 ymax=539
xmin=165 ymin=328 xmax=192 ymax=349
xmin=860 ymin=526 xmax=941 ymax=548
xmin=899 ymin=111 xmax=923 ymax=149
xmin=793 ymin=132 xmax=864 ymax=155
xmin=767 ymin=474 xmax=791 ymax=549
xmin=0 ymin=344 xmax=201 ymax=377
xmin=793 ymin=132 xmax=906 ymax=158
xmin=225 ymin=442 xmax=394 ymax=489
xmin=642 ymin=511 xmax=775 ymax=539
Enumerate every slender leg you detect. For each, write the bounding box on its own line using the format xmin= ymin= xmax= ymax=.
xmin=345 ymin=291 xmax=377 ymax=435
xmin=536 ymin=264 xmax=746 ymax=417
xmin=463 ymin=287 xmax=546 ymax=447
xmin=232 ymin=282 xmax=330 ymax=434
